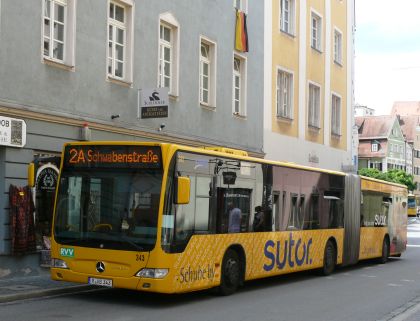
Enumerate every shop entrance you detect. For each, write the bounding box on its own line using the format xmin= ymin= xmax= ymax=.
xmin=33 ymin=155 xmax=60 ymax=266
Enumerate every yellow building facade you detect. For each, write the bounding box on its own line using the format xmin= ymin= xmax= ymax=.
xmin=264 ymin=0 xmax=355 ymax=171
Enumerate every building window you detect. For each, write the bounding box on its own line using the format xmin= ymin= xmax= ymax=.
xmin=311 ymin=11 xmax=322 ymax=51
xmin=369 ymin=161 xmax=382 ymax=171
xmin=331 ymin=94 xmax=341 ymax=135
xmin=334 ymin=28 xmax=342 ymax=65
xmin=280 ymin=0 xmax=295 ymax=35
xmin=308 ymin=83 xmax=320 ymax=128
xmin=234 ymin=0 xmax=247 ymax=12
xmin=159 ymin=24 xmax=172 ymax=89
xmin=277 ymin=69 xmax=293 ymax=119
xmin=42 ymin=0 xmax=76 ymax=66
xmin=107 ymin=1 xmax=133 ymax=82
xmin=199 ymin=37 xmax=217 ymax=107
xmin=159 ymin=13 xmax=179 ymax=96
xmin=233 ymin=55 xmax=247 ymax=116
xmin=371 ymin=143 xmax=378 ymax=152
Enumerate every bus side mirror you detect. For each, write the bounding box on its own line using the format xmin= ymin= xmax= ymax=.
xmin=28 ymin=163 xmax=35 ymax=187
xmin=175 ymin=176 xmax=190 ymax=205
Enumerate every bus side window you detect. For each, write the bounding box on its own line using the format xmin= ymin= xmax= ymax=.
xmin=326 ymin=194 xmax=344 ymax=228
xmin=273 ymin=192 xmax=280 ymax=231
xmin=288 ymin=194 xmax=299 ymax=230
xmin=298 ymin=195 xmax=305 ymax=229
xmin=308 ymin=194 xmax=320 ymax=229
xmin=194 ymin=175 xmax=212 ymax=232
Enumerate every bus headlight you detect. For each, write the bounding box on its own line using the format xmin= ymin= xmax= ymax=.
xmin=51 ymin=258 xmax=69 ymax=269
xmin=136 ymin=268 xmax=168 ymax=279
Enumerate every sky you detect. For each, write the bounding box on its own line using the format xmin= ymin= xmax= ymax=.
xmin=355 ymin=0 xmax=420 ymax=115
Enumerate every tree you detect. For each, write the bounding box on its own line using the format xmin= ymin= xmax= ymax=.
xmin=358 ymin=168 xmax=386 ymax=181
xmin=358 ymin=168 xmax=416 ymax=192
xmin=385 ymin=169 xmax=416 ymax=192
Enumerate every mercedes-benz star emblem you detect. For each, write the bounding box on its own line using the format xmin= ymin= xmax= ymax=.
xmin=96 ymin=261 xmax=105 ymax=273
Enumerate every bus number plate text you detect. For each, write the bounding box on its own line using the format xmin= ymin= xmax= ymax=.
xmin=88 ymin=277 xmax=113 ymax=287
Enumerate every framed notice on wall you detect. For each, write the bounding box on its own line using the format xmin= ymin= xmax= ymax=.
xmin=0 ymin=116 xmax=26 ymax=148
xmin=137 ymin=88 xmax=169 ymax=119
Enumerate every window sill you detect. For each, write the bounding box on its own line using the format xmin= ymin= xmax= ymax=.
xmin=233 ymin=112 xmax=247 ymax=120
xmin=311 ymin=46 xmax=323 ymax=54
xmin=43 ymin=57 xmax=75 ymax=71
xmin=334 ymin=60 xmax=343 ymax=67
xmin=107 ymin=76 xmax=133 ymax=88
xmin=276 ymin=115 xmax=294 ymax=124
xmin=331 ymin=133 xmax=342 ymax=140
xmin=169 ymin=94 xmax=179 ymax=101
xmin=200 ymin=103 xmax=216 ymax=111
xmin=308 ymin=124 xmax=321 ymax=133
xmin=279 ymin=29 xmax=296 ymax=39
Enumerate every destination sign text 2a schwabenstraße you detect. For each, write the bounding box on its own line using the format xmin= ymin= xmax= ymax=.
xmin=63 ymin=145 xmax=162 ymax=169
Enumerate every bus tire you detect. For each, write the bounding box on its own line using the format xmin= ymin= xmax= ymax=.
xmin=322 ymin=240 xmax=336 ymax=276
xmin=379 ymin=237 xmax=389 ymax=264
xmin=219 ymin=249 xmax=241 ymax=296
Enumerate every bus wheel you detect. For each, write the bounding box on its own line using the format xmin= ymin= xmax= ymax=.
xmin=379 ymin=238 xmax=389 ymax=264
xmin=322 ymin=240 xmax=336 ymax=276
xmin=219 ymin=249 xmax=240 ymax=295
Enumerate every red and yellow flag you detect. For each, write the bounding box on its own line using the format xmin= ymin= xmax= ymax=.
xmin=235 ymin=10 xmax=249 ymax=52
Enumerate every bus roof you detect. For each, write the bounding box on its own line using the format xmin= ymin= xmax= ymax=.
xmin=360 ymin=175 xmax=407 ymax=189
xmin=63 ymin=141 xmax=346 ymax=177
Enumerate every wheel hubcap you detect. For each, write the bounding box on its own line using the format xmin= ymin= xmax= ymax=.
xmin=225 ymin=258 xmax=239 ymax=286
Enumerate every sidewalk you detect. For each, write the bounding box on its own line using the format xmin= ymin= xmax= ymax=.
xmin=0 ymin=269 xmax=92 ymax=303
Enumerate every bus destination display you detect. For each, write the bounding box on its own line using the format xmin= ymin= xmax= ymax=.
xmin=64 ymin=145 xmax=162 ymax=169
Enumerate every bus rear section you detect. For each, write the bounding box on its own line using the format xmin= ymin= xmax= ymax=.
xmin=360 ymin=177 xmax=407 ymax=259
xmin=342 ymin=176 xmax=407 ymax=266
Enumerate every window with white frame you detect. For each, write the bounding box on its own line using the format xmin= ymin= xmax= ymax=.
xmin=277 ymin=69 xmax=293 ymax=119
xmin=334 ymin=29 xmax=342 ymax=64
xmin=234 ymin=0 xmax=247 ymax=12
xmin=199 ymin=38 xmax=216 ymax=107
xmin=280 ymin=0 xmax=295 ymax=35
xmin=311 ymin=11 xmax=322 ymax=51
xmin=107 ymin=1 xmax=133 ymax=82
xmin=158 ymin=13 xmax=179 ymax=96
xmin=233 ymin=55 xmax=247 ymax=116
xmin=371 ymin=143 xmax=378 ymax=152
xmin=159 ymin=24 xmax=172 ymax=89
xmin=308 ymin=83 xmax=320 ymax=128
xmin=331 ymin=94 xmax=341 ymax=135
xmin=42 ymin=0 xmax=76 ymax=66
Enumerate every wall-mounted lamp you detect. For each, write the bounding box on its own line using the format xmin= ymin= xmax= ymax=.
xmin=80 ymin=122 xmax=91 ymax=141
xmin=158 ymin=123 xmax=166 ymax=132
xmin=111 ymin=114 xmax=120 ymax=120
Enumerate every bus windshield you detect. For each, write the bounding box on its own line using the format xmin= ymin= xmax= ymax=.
xmin=54 ymin=168 xmax=163 ymax=251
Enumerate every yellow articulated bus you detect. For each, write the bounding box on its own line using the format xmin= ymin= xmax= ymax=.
xmin=50 ymin=142 xmax=407 ymax=295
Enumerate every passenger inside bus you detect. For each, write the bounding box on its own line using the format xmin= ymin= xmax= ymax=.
xmin=227 ymin=202 xmax=241 ymax=233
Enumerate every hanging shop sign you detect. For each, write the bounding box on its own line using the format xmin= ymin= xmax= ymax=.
xmin=0 ymin=116 xmax=26 ymax=148
xmin=36 ymin=164 xmax=59 ymax=191
xmin=138 ymin=88 xmax=169 ymax=119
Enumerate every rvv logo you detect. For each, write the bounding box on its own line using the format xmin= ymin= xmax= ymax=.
xmin=60 ymin=247 xmax=74 ymax=258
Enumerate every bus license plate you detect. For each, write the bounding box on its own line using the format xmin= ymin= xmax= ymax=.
xmin=88 ymin=277 xmax=113 ymax=287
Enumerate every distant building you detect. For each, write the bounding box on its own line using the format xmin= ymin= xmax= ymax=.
xmin=356 ymin=115 xmax=407 ymax=172
xmin=354 ymin=104 xmax=374 ymax=117
xmin=391 ymin=102 xmax=420 ymax=195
